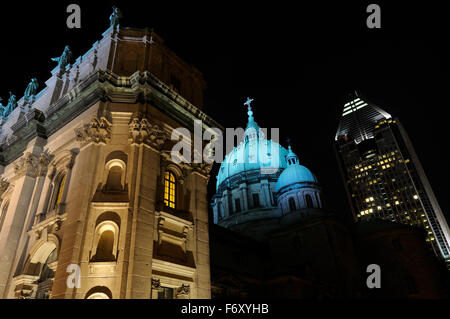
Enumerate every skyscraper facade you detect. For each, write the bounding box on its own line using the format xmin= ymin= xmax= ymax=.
xmin=335 ymin=94 xmax=450 ymax=267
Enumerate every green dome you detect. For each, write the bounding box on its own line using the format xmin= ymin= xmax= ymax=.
xmin=275 ymin=146 xmax=317 ymax=192
xmin=215 ymin=99 xmax=289 ymax=190
xmin=275 ymin=164 xmax=317 ymax=192
xmin=216 ymin=138 xmax=289 ymax=190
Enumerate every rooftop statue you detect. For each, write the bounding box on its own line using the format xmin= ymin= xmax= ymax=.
xmin=3 ymin=92 xmax=17 ymax=118
xmin=109 ymin=6 xmax=122 ymax=27
xmin=0 ymin=98 xmax=4 ymax=118
xmin=24 ymin=78 xmax=39 ymax=101
xmin=51 ymin=45 xmax=72 ymax=69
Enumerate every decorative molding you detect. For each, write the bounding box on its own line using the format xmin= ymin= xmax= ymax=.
xmin=75 ymin=116 xmax=112 ymax=147
xmin=191 ymin=162 xmax=213 ymax=177
xmin=129 ymin=114 xmax=169 ymax=149
xmin=14 ymin=150 xmax=53 ymax=178
xmin=0 ymin=178 xmax=9 ymax=196
xmin=176 ymin=284 xmax=190 ymax=296
xmin=151 ymin=278 xmax=161 ymax=289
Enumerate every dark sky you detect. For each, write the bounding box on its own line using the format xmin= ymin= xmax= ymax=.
xmin=1 ymin=1 xmax=449 ymax=223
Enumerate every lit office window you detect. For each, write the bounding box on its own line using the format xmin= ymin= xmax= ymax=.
xmin=164 ymin=171 xmax=176 ymax=209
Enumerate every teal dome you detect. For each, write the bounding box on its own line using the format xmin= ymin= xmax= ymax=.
xmin=216 ymin=139 xmax=289 ymax=190
xmin=275 ymin=145 xmax=317 ymax=192
xmin=275 ymin=164 xmax=317 ymax=192
xmin=215 ymin=99 xmax=289 ymax=191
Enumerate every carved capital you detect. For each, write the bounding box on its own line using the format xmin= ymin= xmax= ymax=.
xmin=151 ymin=278 xmax=161 ymax=289
xmin=129 ymin=115 xmax=169 ymax=149
xmin=75 ymin=117 xmax=112 ymax=147
xmin=191 ymin=162 xmax=213 ymax=177
xmin=176 ymin=284 xmax=190 ymax=296
xmin=0 ymin=178 xmax=10 ymax=196
xmin=14 ymin=153 xmax=38 ymax=178
xmin=14 ymin=150 xmax=53 ymax=178
xmin=38 ymin=150 xmax=53 ymax=176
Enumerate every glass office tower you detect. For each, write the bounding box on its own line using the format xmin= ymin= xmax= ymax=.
xmin=335 ymin=93 xmax=450 ymax=267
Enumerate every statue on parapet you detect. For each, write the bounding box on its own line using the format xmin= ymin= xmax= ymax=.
xmin=0 ymin=97 xmax=4 ymax=118
xmin=24 ymin=78 xmax=39 ymax=102
xmin=109 ymin=6 xmax=122 ymax=27
xmin=1 ymin=92 xmax=18 ymax=118
xmin=51 ymin=45 xmax=72 ymax=69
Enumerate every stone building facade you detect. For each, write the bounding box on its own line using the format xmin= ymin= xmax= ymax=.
xmin=0 ymin=16 xmax=220 ymax=299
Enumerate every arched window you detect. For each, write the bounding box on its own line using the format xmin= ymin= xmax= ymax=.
xmin=305 ymin=194 xmax=314 ymax=208
xmin=91 ymin=213 xmax=120 ymax=262
xmin=0 ymin=200 xmax=9 ymax=233
xmin=94 ymin=230 xmax=115 ymax=262
xmin=53 ymin=174 xmax=66 ymax=209
xmin=36 ymin=248 xmax=57 ymax=299
xmin=289 ymin=197 xmax=296 ymax=211
xmin=164 ymin=171 xmax=176 ymax=209
xmin=105 ymin=166 xmax=123 ymax=191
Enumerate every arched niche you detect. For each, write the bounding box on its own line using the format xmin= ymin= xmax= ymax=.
xmin=85 ymin=286 xmax=113 ymax=299
xmin=90 ymin=212 xmax=121 ymax=262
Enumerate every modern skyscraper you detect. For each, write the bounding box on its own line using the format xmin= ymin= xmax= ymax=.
xmin=335 ymin=93 xmax=450 ymax=267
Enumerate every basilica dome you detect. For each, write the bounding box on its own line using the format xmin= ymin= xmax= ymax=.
xmin=211 ymin=98 xmax=323 ymax=233
xmin=275 ymin=146 xmax=317 ymax=193
xmin=216 ymin=139 xmax=289 ymax=190
xmin=215 ymin=102 xmax=289 ymax=191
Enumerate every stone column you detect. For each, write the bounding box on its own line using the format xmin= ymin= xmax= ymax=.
xmin=260 ymin=179 xmax=271 ymax=207
xmin=188 ymin=170 xmax=211 ymax=299
xmin=5 ymin=152 xmax=51 ymax=298
xmin=0 ymin=137 xmax=47 ymax=298
xmin=212 ymin=198 xmax=219 ymax=224
xmin=239 ymin=183 xmax=248 ymax=211
xmin=222 ymin=190 xmax=230 ymax=217
xmin=34 ymin=168 xmax=55 ymax=223
xmin=51 ymin=117 xmax=111 ymax=299
xmin=124 ymin=143 xmax=159 ymax=298
xmin=124 ymin=116 xmax=164 ymax=299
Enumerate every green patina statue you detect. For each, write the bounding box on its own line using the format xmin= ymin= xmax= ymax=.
xmin=1 ymin=92 xmax=18 ymax=118
xmin=24 ymin=78 xmax=39 ymax=101
xmin=51 ymin=45 xmax=72 ymax=69
xmin=0 ymin=97 xmax=4 ymax=118
xmin=109 ymin=6 xmax=122 ymax=27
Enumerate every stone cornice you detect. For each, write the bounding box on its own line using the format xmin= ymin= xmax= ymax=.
xmin=0 ymin=69 xmax=222 ymax=167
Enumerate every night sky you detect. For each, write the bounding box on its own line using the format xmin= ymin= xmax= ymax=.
xmin=1 ymin=1 xmax=449 ymax=223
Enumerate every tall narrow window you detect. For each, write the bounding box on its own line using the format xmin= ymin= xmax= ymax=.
xmin=252 ymin=193 xmax=260 ymax=208
xmin=305 ymin=194 xmax=314 ymax=208
xmin=234 ymin=198 xmax=241 ymax=213
xmin=164 ymin=171 xmax=176 ymax=209
xmin=54 ymin=175 xmax=66 ymax=208
xmin=289 ymin=197 xmax=296 ymax=211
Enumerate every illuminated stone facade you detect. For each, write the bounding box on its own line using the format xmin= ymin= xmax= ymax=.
xmin=0 ymin=20 xmax=219 ymax=299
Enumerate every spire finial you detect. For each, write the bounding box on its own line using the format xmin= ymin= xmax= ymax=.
xmin=286 ymin=137 xmax=292 ymax=150
xmin=244 ymin=97 xmax=254 ymax=115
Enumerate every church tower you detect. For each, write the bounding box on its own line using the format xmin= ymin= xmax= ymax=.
xmin=0 ymin=9 xmax=220 ymax=299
